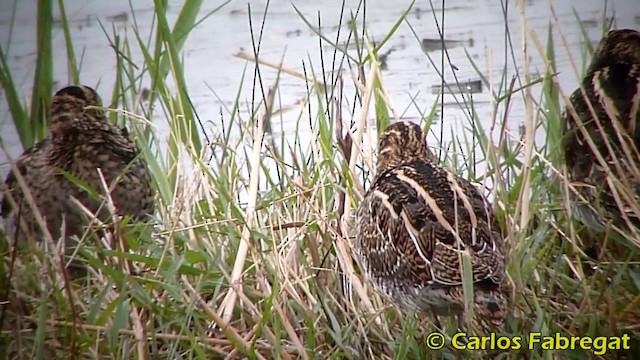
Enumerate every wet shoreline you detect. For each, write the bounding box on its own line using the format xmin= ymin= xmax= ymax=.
xmin=1 ymin=0 xmax=638 ymax=178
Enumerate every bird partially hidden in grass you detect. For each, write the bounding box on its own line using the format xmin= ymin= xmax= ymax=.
xmin=562 ymin=29 xmax=640 ymax=236
xmin=355 ymin=121 xmax=506 ymax=332
xmin=1 ymin=85 xmax=155 ymax=267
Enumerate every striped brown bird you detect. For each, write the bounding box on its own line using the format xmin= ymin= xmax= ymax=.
xmin=562 ymin=29 xmax=640 ymax=233
xmin=355 ymin=121 xmax=506 ymax=331
xmin=1 ymin=85 xmax=155 ymax=249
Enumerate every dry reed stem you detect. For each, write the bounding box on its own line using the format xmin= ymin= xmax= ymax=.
xmin=95 ymin=168 xmax=149 ymax=359
xmin=234 ymin=288 xmax=293 ymax=360
xmin=218 ymin=82 xmax=274 ymax=324
xmin=516 ymin=0 xmax=535 ymax=233
xmin=263 ymin=282 xmax=308 ymax=359
xmin=235 ymin=50 xmax=327 ymax=87
xmin=182 ymin=280 xmax=255 ymax=357
xmin=347 ymin=68 xmax=375 ymax=185
xmin=337 ymin=36 xmax=382 ymax=317
xmin=31 ymin=319 xmax=232 ymax=347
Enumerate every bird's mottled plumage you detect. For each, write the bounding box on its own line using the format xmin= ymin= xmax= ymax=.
xmin=1 ymin=85 xmax=155 ymax=245
xmin=562 ymin=29 xmax=640 ymax=231
xmin=355 ymin=121 xmax=506 ymax=330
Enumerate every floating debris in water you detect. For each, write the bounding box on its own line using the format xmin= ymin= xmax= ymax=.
xmin=52 ymin=11 xmax=128 ymax=30
xmin=52 ymin=15 xmax=94 ymax=30
xmin=430 ymin=79 xmax=482 ymax=95
xmin=378 ymin=48 xmax=397 ymax=70
xmin=106 ymin=12 xmax=129 ymax=23
xmin=337 ymin=38 xmax=384 ymax=51
xmin=414 ymin=5 xmax=471 ymax=20
xmin=579 ymin=19 xmax=599 ymax=28
xmin=421 ymin=37 xmax=474 ymax=52
xmin=286 ymin=29 xmax=302 ymax=38
xmin=413 ymin=7 xmax=428 ymax=20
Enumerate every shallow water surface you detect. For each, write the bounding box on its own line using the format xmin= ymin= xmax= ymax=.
xmin=0 ymin=0 xmax=638 ymax=179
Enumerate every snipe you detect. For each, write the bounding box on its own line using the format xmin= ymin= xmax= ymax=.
xmin=1 ymin=85 xmax=155 ymax=247
xmin=562 ymin=29 xmax=640 ymax=233
xmin=355 ymin=121 xmax=506 ymax=331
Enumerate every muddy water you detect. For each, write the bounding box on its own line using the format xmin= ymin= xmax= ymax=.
xmin=0 ymin=0 xmax=639 ymax=180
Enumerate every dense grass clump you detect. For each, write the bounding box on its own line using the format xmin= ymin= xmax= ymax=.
xmin=1 ymin=1 xmax=639 ymax=359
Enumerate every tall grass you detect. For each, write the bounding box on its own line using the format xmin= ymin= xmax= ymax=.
xmin=1 ymin=0 xmax=639 ymax=359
